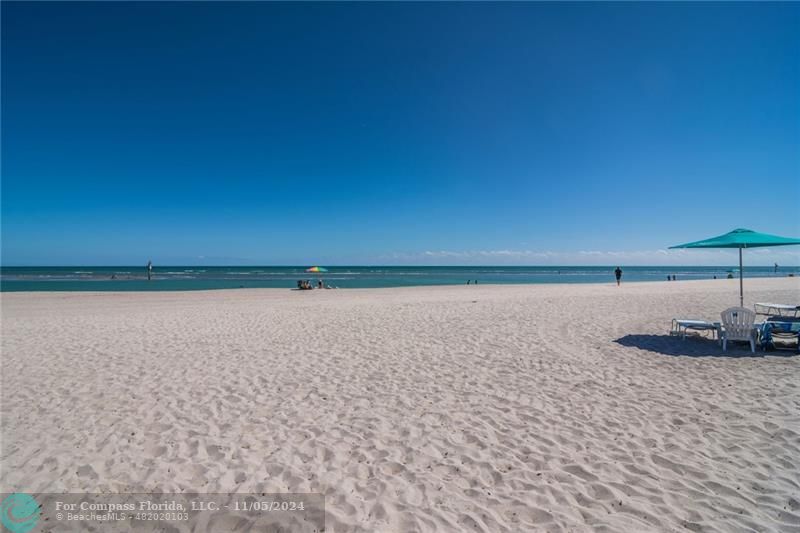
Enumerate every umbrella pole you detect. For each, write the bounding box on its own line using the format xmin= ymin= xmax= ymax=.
xmin=739 ymin=247 xmax=744 ymax=307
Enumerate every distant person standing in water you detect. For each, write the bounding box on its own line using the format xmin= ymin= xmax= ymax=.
xmin=775 ymin=263 xmax=779 ymax=274
xmin=147 ymin=260 xmax=153 ymax=281
xmin=614 ymin=267 xmax=622 ymax=286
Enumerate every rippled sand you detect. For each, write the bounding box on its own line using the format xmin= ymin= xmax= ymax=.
xmin=2 ymin=278 xmax=799 ymax=532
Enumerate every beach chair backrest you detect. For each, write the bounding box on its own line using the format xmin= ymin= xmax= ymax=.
xmin=721 ymin=307 xmax=756 ymax=339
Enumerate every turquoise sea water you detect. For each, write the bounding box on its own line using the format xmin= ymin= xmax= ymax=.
xmin=0 ymin=266 xmax=794 ymax=292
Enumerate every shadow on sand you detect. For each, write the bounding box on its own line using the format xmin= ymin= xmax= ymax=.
xmin=614 ymin=334 xmax=798 ymax=358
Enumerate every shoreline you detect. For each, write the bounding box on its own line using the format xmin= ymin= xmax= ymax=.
xmin=3 ymin=265 xmax=796 ymax=294
xmin=2 ymin=275 xmax=797 ymax=296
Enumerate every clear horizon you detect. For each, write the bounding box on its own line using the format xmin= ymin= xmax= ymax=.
xmin=2 ymin=3 xmax=799 ymax=266
xmin=2 ymin=258 xmax=798 ymax=268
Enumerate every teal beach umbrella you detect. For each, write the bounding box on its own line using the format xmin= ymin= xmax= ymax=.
xmin=670 ymin=228 xmax=800 ymax=306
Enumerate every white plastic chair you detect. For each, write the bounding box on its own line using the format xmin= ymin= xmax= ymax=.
xmin=720 ymin=307 xmax=757 ymax=352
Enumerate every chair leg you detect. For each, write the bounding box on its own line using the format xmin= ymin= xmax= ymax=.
xmin=750 ymin=339 xmax=755 ymax=353
xmin=722 ymin=338 xmax=727 ymax=351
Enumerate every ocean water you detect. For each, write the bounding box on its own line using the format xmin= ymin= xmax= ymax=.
xmin=0 ymin=266 xmax=794 ymax=292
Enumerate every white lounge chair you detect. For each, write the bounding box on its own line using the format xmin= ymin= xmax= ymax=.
xmin=754 ymin=302 xmax=800 ymax=318
xmin=670 ymin=319 xmax=720 ymax=340
xmin=720 ymin=307 xmax=757 ymax=352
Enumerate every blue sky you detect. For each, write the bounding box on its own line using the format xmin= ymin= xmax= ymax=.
xmin=2 ymin=2 xmax=798 ymax=266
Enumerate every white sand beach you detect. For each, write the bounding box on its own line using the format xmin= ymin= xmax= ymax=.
xmin=1 ymin=278 xmax=799 ymax=532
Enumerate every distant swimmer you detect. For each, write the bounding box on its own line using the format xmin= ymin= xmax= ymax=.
xmin=467 ymin=280 xmax=471 ymax=285
xmin=147 ymin=260 xmax=153 ymax=281
xmin=775 ymin=263 xmax=779 ymax=273
xmin=614 ymin=267 xmax=622 ymax=286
